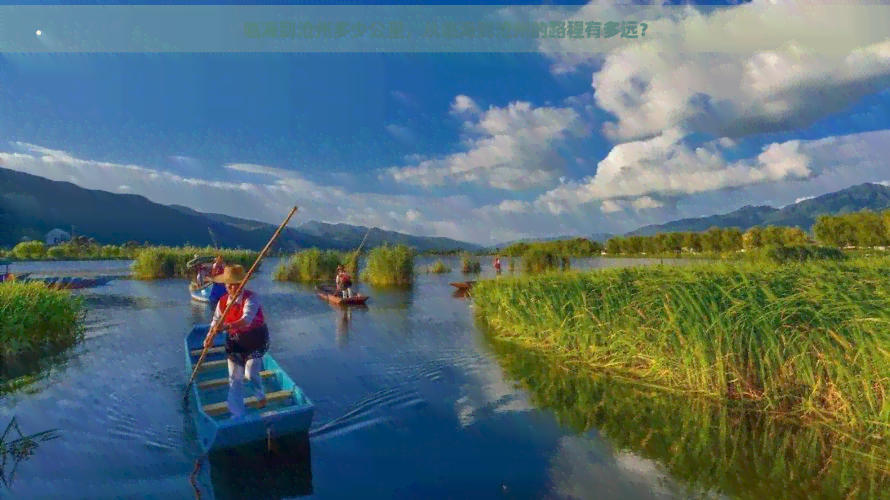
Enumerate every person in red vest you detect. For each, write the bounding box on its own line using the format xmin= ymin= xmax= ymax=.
xmin=203 ymin=265 xmax=269 ymax=419
xmin=335 ymin=265 xmax=353 ymax=299
xmin=494 ymin=256 xmax=502 ymax=274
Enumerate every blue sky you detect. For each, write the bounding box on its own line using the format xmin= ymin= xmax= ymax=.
xmin=3 ymin=0 xmax=890 ymax=245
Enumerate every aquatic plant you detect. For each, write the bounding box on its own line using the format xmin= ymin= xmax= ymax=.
xmin=486 ymin=335 xmax=890 ymax=500
xmin=472 ymin=256 xmax=890 ymax=434
xmin=131 ymin=246 xmax=258 ymax=280
xmin=427 ymin=260 xmax=451 ymax=274
xmin=0 ymin=282 xmax=85 ymax=361
xmin=460 ymin=254 xmax=482 ymax=274
xmin=360 ymin=244 xmax=414 ymax=286
xmin=521 ymin=248 xmax=569 ymax=273
xmin=272 ymin=249 xmax=355 ymax=283
xmin=0 ymin=417 xmax=60 ymax=487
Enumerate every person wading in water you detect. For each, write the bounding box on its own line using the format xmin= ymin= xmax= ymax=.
xmin=203 ymin=265 xmax=270 ymax=419
xmin=494 ymin=256 xmax=502 ymax=274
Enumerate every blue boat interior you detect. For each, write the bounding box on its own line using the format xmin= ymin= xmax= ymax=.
xmin=185 ymin=325 xmax=311 ymax=424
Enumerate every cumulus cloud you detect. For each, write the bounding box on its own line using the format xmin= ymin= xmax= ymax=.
xmin=388 ymin=100 xmax=588 ymax=190
xmin=450 ymin=95 xmax=481 ymax=115
xmin=536 ymin=128 xmax=890 ymax=216
xmin=537 ymin=0 xmax=890 ymax=142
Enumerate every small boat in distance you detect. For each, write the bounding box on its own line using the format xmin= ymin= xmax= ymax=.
xmin=449 ymin=281 xmax=475 ymax=290
xmin=316 ymin=285 xmax=369 ymax=306
xmin=185 ymin=324 xmax=315 ymax=453
xmin=23 ymin=275 xmax=113 ymax=290
xmin=0 ymin=260 xmax=30 ymax=283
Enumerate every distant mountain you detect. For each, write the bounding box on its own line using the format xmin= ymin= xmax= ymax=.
xmin=625 ymin=183 xmax=890 ymax=236
xmin=0 ymin=167 xmax=482 ymax=252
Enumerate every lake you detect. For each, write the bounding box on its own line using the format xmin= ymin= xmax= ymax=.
xmin=3 ymin=256 xmax=876 ymax=500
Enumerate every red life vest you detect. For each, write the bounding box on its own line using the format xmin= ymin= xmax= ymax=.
xmin=339 ymin=272 xmax=352 ymax=287
xmin=218 ymin=290 xmax=265 ymax=333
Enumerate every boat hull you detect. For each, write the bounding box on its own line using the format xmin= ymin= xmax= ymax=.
xmin=190 ymin=283 xmax=226 ymax=307
xmin=449 ymin=281 xmax=475 ymax=290
xmin=315 ymin=286 xmax=368 ymax=306
xmin=29 ymin=276 xmax=113 ymax=290
xmin=185 ymin=324 xmax=314 ymax=453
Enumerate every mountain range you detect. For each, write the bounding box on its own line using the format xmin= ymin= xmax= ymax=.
xmin=3 ymin=165 xmax=889 ymax=251
xmin=0 ymin=167 xmax=481 ymax=252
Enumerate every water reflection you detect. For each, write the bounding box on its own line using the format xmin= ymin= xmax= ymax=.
xmin=335 ymin=308 xmax=351 ymax=347
xmin=195 ymin=432 xmax=313 ymax=500
xmin=485 ymin=333 xmax=890 ymax=500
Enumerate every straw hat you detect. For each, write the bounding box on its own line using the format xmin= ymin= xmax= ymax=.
xmin=212 ymin=265 xmax=247 ymax=284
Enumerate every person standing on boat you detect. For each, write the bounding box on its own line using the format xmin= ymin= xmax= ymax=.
xmin=210 ymin=255 xmax=226 ymax=277
xmin=335 ymin=265 xmax=353 ymax=299
xmin=203 ymin=265 xmax=269 ymax=419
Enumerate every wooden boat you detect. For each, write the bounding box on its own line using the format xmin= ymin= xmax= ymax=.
xmin=315 ymin=286 xmax=369 ymax=306
xmin=30 ymin=276 xmax=113 ymax=290
xmin=185 ymin=324 xmax=315 ymax=453
xmin=190 ymin=282 xmax=226 ymax=307
xmin=449 ymin=281 xmax=475 ymax=290
xmin=0 ymin=260 xmax=29 ymax=283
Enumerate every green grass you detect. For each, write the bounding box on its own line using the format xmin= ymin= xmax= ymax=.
xmin=472 ymin=256 xmax=890 ymax=434
xmin=522 ymin=248 xmax=570 ymax=273
xmin=0 ymin=282 xmax=85 ymax=362
xmin=272 ymin=248 xmax=359 ymax=283
xmin=486 ymin=334 xmax=890 ymax=500
xmin=4 ymin=241 xmax=138 ymax=261
xmin=460 ymin=254 xmax=482 ymax=274
xmin=361 ymin=244 xmax=414 ymax=286
xmin=427 ymin=259 xmax=451 ymax=274
xmin=131 ymin=246 xmax=258 ymax=280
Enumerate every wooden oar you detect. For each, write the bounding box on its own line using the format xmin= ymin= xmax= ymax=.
xmin=184 ymin=206 xmax=299 ymax=401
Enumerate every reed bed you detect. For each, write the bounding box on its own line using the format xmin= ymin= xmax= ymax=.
xmin=472 ymin=257 xmax=890 ymax=432
xmin=0 ymin=283 xmax=85 ymax=361
xmin=5 ymin=241 xmax=138 ymax=261
xmin=361 ymin=244 xmax=414 ymax=286
xmin=486 ymin=334 xmax=890 ymax=500
xmin=272 ymin=249 xmax=359 ymax=283
xmin=522 ymin=248 xmax=570 ymax=273
xmin=460 ymin=254 xmax=482 ymax=274
xmin=427 ymin=260 xmax=451 ymax=274
xmin=131 ymin=246 xmax=258 ymax=280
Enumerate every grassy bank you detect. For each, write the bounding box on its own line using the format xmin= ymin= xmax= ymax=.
xmin=0 ymin=282 xmax=85 ymax=362
xmin=1 ymin=241 xmax=138 ymax=261
xmin=131 ymin=246 xmax=259 ymax=280
xmin=272 ymin=249 xmax=360 ymax=283
xmin=472 ymin=257 xmax=890 ymax=433
xmin=486 ymin=334 xmax=890 ymax=499
xmin=361 ymin=244 xmax=414 ymax=286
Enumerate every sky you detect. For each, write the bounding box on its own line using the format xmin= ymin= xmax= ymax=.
xmin=3 ymin=0 xmax=890 ymax=245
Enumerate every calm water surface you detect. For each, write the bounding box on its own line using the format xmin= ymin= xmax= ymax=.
xmin=3 ymin=256 xmax=828 ymax=500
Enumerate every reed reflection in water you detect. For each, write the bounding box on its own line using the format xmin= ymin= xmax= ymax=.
xmin=484 ymin=332 xmax=890 ymax=500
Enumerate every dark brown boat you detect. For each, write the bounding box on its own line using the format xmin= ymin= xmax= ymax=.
xmin=449 ymin=281 xmax=475 ymax=290
xmin=316 ymin=286 xmax=369 ymax=306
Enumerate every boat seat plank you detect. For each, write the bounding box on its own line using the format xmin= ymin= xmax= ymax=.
xmin=190 ymin=346 xmax=225 ymax=356
xmin=196 ymin=359 xmax=228 ymax=371
xmin=197 ymin=370 xmax=275 ymax=390
xmin=202 ymin=389 xmax=292 ymax=416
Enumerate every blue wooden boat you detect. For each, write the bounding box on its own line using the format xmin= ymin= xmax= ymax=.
xmin=185 ymin=324 xmax=315 ymax=453
xmin=189 ymin=282 xmax=226 ymax=306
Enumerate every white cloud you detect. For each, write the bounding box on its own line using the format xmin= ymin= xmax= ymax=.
xmin=388 ymin=100 xmax=588 ymax=190
xmin=536 ymin=129 xmax=890 ymax=220
xmin=794 ymin=195 xmax=815 ymax=204
xmin=450 ymin=95 xmax=481 ymax=115
xmin=538 ymin=1 xmax=890 ymax=142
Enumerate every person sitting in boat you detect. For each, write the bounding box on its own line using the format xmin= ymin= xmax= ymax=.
xmin=203 ymin=265 xmax=269 ymax=419
xmin=335 ymin=266 xmax=353 ymax=299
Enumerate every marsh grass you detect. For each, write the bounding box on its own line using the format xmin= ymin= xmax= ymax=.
xmin=486 ymin=334 xmax=890 ymax=500
xmin=131 ymin=246 xmax=258 ymax=280
xmin=272 ymin=249 xmax=359 ymax=283
xmin=361 ymin=244 xmax=414 ymax=286
xmin=0 ymin=283 xmax=85 ymax=362
xmin=460 ymin=254 xmax=482 ymax=274
xmin=522 ymin=248 xmax=570 ymax=273
xmin=472 ymin=256 xmax=890 ymax=433
xmin=427 ymin=260 xmax=451 ymax=274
